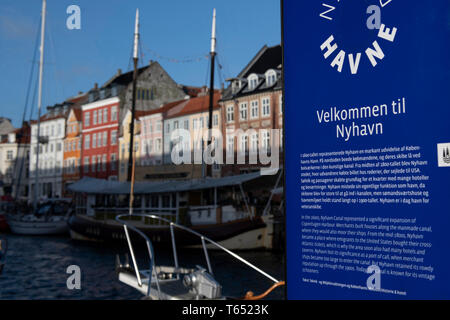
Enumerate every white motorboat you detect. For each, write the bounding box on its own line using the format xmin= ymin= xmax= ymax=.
xmin=7 ymin=200 xmax=71 ymax=235
xmin=115 ymin=213 xmax=284 ymax=300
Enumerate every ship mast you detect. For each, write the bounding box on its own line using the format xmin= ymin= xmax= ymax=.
xmin=128 ymin=9 xmax=139 ymax=214
xmin=205 ymin=8 xmax=217 ymax=178
xmin=33 ymin=0 xmax=47 ymax=211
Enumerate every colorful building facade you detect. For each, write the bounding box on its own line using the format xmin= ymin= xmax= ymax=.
xmin=220 ymin=44 xmax=283 ymax=176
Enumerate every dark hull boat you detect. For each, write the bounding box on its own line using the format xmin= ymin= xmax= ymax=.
xmin=68 ymin=213 xmax=268 ymax=248
xmin=0 ymin=214 xmax=9 ymax=233
xmin=67 ymin=171 xmax=281 ymax=250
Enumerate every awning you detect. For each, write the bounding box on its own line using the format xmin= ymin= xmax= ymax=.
xmin=67 ymin=171 xmax=269 ymax=195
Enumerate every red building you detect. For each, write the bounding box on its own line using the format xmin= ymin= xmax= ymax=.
xmin=81 ymin=93 xmax=120 ymax=180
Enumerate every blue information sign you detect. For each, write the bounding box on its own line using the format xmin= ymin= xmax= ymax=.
xmin=284 ymin=1 xmax=450 ymax=299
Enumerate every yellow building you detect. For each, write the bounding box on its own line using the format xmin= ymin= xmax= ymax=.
xmin=118 ymin=109 xmax=142 ymax=182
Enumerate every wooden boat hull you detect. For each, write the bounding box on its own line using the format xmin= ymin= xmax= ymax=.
xmin=68 ymin=214 xmax=271 ymax=249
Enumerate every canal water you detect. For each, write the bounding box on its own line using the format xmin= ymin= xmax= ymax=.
xmin=0 ymin=234 xmax=285 ymax=300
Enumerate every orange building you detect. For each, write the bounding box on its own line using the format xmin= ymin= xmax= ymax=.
xmin=62 ymin=105 xmax=83 ymax=197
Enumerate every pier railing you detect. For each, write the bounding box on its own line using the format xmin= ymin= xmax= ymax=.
xmin=115 ymin=213 xmax=281 ymax=298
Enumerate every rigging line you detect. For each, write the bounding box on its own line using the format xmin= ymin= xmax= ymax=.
xmin=28 ymin=71 xmax=39 ymax=121
xmin=215 ymin=55 xmax=225 ymax=89
xmin=21 ymin=15 xmax=41 ymax=125
xmin=127 ymin=37 xmax=134 ymax=72
xmin=12 ymin=16 xmax=42 ymax=199
xmin=141 ymin=44 xmax=208 ymax=64
xmin=46 ymin=18 xmax=65 ymax=102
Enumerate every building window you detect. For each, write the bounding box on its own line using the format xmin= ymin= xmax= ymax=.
xmin=261 ymin=130 xmax=271 ymax=151
xmin=262 ymin=97 xmax=271 ymax=117
xmin=156 ymin=121 xmax=162 ymax=132
xmin=156 ymin=138 xmax=162 ymax=152
xmin=85 ymin=134 xmax=90 ymax=150
xmin=279 ymin=94 xmax=283 ymax=114
xmin=84 ymin=157 xmax=90 ymax=173
xmin=92 ymin=156 xmax=96 ymax=172
xmin=231 ymin=80 xmax=241 ymax=94
xmin=92 ymin=133 xmax=97 ymax=148
xmin=213 ymin=114 xmax=218 ymax=127
xmin=166 ymin=123 xmax=170 ymax=133
xmin=6 ymin=150 xmax=13 ymax=160
xmin=227 ymin=136 xmax=234 ymax=153
xmin=78 ymin=139 xmax=81 ymax=150
xmin=93 ymin=110 xmax=98 ymax=125
xmin=248 ymin=74 xmax=259 ymax=90
xmin=265 ymin=69 xmax=277 ymax=86
xmin=64 ymin=142 xmax=68 ymax=152
xmin=102 ymin=154 xmax=107 ymax=171
xmin=240 ymin=135 xmax=248 ymax=154
xmin=97 ymin=132 xmax=102 ymax=147
xmin=103 ymin=109 xmax=108 ymax=123
xmin=148 ymin=140 xmax=153 ymax=153
xmin=193 ymin=118 xmax=198 ymax=129
xmin=111 ymin=106 xmax=117 ymax=121
xmin=226 ymin=105 xmax=234 ymax=123
xmin=56 ymin=143 xmax=62 ymax=152
xmin=97 ymin=155 xmax=101 ymax=172
xmin=174 ymin=120 xmax=179 ymax=129
xmin=103 ymin=131 xmax=107 ymax=146
xmin=250 ymin=100 xmax=259 ymax=119
xmin=84 ymin=112 xmax=90 ymax=127
xmin=111 ymin=130 xmax=117 ymax=145
xmin=239 ymin=103 xmax=248 ymax=121
xmin=111 ymin=154 xmax=117 ymax=171
xmin=251 ymin=132 xmax=258 ymax=152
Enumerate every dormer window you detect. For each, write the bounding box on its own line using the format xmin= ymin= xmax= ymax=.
xmin=265 ymin=69 xmax=277 ymax=86
xmin=111 ymin=86 xmax=118 ymax=97
xmin=231 ymin=80 xmax=241 ymax=94
xmin=247 ymin=74 xmax=259 ymax=90
xmin=99 ymin=89 xmax=106 ymax=100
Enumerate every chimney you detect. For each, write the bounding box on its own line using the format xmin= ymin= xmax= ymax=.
xmin=220 ymin=83 xmax=225 ymax=93
xmin=94 ymin=83 xmax=98 ymax=90
xmin=149 ymin=60 xmax=154 ymax=65
xmin=117 ymin=69 xmax=122 ymax=76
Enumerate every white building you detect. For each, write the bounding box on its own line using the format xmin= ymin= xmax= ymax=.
xmin=29 ymin=104 xmax=69 ymax=200
xmin=0 ymin=124 xmax=30 ymax=199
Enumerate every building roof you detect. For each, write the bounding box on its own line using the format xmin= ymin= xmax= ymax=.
xmin=221 ymin=44 xmax=282 ymax=101
xmin=237 ymin=45 xmax=282 ymax=78
xmin=0 ymin=117 xmax=14 ymax=136
xmin=0 ymin=122 xmax=31 ymax=144
xmin=166 ymin=91 xmax=221 ymax=119
xmin=68 ymin=170 xmax=268 ymax=194
xmin=180 ymin=85 xmax=204 ymax=98
xmin=136 ymin=98 xmax=187 ymax=119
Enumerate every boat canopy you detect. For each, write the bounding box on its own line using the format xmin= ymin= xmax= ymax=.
xmin=67 ymin=171 xmax=270 ymax=195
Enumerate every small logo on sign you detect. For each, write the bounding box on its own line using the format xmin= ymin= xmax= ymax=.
xmin=437 ymin=143 xmax=450 ymax=167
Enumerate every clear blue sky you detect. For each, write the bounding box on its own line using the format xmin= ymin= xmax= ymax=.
xmin=0 ymin=0 xmax=281 ymax=127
